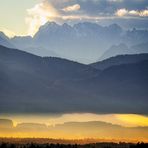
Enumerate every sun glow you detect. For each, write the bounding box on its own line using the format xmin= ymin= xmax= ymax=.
xmin=115 ymin=114 xmax=148 ymax=127
xmin=26 ymin=0 xmax=59 ymax=36
xmin=1 ymin=113 xmax=148 ymax=127
xmin=0 ymin=113 xmax=148 ymax=141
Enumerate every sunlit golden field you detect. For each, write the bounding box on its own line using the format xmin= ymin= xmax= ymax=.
xmin=0 ymin=113 xmax=148 ymax=142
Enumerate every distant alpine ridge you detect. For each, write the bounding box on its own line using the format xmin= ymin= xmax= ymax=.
xmin=0 ymin=22 xmax=148 ymax=63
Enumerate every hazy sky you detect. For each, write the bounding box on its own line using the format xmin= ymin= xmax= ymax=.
xmin=0 ymin=0 xmax=41 ymax=36
xmin=0 ymin=0 xmax=148 ymax=37
xmin=0 ymin=113 xmax=148 ymax=140
xmin=1 ymin=113 xmax=148 ymax=127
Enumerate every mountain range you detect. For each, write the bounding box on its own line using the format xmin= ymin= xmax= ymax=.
xmin=0 ymin=22 xmax=148 ymax=63
xmin=99 ymin=42 xmax=148 ymax=61
xmin=0 ymin=45 xmax=148 ymax=114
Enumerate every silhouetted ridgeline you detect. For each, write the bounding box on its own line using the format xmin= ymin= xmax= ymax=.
xmin=0 ymin=45 xmax=148 ymax=114
xmin=0 ymin=140 xmax=148 ymax=148
xmin=91 ymin=53 xmax=148 ymax=70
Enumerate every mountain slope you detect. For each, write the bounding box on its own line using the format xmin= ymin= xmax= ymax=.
xmin=8 ymin=22 xmax=148 ymax=63
xmin=91 ymin=53 xmax=148 ymax=70
xmin=99 ymin=43 xmax=130 ymax=61
xmin=33 ymin=22 xmax=123 ymax=63
xmin=0 ymin=45 xmax=99 ymax=113
xmin=99 ymin=42 xmax=148 ymax=61
xmin=131 ymin=42 xmax=148 ymax=53
xmin=0 ymin=32 xmax=14 ymax=48
xmin=9 ymin=22 xmax=124 ymax=63
xmin=0 ymin=45 xmax=147 ymax=114
xmin=10 ymin=36 xmax=59 ymax=57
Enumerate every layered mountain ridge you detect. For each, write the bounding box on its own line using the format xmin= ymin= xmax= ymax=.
xmin=1 ymin=22 xmax=148 ymax=63
xmin=0 ymin=45 xmax=148 ymax=114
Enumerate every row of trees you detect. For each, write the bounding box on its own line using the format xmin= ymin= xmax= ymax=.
xmin=0 ymin=142 xmax=148 ymax=148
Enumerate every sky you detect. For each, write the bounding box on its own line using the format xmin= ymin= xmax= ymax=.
xmin=0 ymin=0 xmax=148 ymax=37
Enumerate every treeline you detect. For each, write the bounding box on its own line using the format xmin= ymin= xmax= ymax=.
xmin=0 ymin=142 xmax=148 ymax=148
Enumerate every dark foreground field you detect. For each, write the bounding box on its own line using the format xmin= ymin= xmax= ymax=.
xmin=0 ymin=142 xmax=148 ymax=148
xmin=0 ymin=139 xmax=148 ymax=148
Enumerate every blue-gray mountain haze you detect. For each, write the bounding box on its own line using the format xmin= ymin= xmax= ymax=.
xmin=3 ymin=22 xmax=148 ymax=63
xmin=0 ymin=45 xmax=148 ymax=114
xmin=0 ymin=22 xmax=148 ymax=114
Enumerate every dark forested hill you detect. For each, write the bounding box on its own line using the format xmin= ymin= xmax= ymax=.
xmin=91 ymin=53 xmax=148 ymax=70
xmin=0 ymin=45 xmax=148 ymax=114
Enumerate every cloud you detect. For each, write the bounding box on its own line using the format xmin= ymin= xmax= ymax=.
xmin=26 ymin=0 xmax=59 ymax=36
xmin=62 ymin=4 xmax=80 ymax=12
xmin=49 ymin=0 xmax=148 ymax=17
xmin=116 ymin=8 xmax=148 ymax=17
xmin=24 ymin=0 xmax=148 ymax=36
xmin=115 ymin=8 xmax=128 ymax=17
